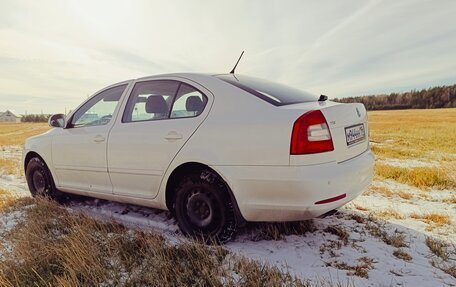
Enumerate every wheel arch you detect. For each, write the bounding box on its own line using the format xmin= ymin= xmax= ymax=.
xmin=24 ymin=151 xmax=45 ymax=171
xmin=24 ymin=151 xmax=57 ymax=185
xmin=165 ymin=161 xmax=246 ymax=226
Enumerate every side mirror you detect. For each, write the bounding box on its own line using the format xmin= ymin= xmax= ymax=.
xmin=48 ymin=114 xmax=66 ymax=128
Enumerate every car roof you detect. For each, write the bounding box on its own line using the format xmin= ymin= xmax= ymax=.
xmin=136 ymin=72 xmax=218 ymax=81
xmin=108 ymin=73 xmax=236 ymax=90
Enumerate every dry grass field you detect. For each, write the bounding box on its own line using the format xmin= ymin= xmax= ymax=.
xmin=0 ymin=198 xmax=311 ymax=287
xmin=355 ymin=109 xmax=455 ymax=221
xmin=0 ymin=123 xmax=49 ymax=177
xmin=0 ymin=109 xmax=455 ymax=285
xmin=369 ymin=109 xmax=456 ymax=189
xmin=0 ymin=123 xmax=49 ymax=147
xmin=369 ymin=108 xmax=456 ymax=158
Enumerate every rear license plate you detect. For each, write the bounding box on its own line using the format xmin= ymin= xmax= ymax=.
xmin=345 ymin=124 xmax=366 ymax=147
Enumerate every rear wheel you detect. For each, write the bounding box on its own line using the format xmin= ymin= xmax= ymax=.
xmin=26 ymin=157 xmax=66 ymax=202
xmin=174 ymin=170 xmax=237 ymax=243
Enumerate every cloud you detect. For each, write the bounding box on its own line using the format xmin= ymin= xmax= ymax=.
xmin=0 ymin=0 xmax=455 ymax=113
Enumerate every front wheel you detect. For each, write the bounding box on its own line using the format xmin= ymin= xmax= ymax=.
xmin=174 ymin=170 xmax=237 ymax=243
xmin=25 ymin=157 xmax=66 ymax=202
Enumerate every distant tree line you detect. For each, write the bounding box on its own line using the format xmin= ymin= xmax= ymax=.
xmin=21 ymin=114 xmax=50 ymax=123
xmin=333 ymin=84 xmax=456 ymax=110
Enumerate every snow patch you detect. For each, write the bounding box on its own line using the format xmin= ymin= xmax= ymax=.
xmin=69 ymin=199 xmax=179 ymax=234
xmin=353 ymin=179 xmax=456 ymax=243
xmin=0 ymin=145 xmax=23 ymax=160
xmin=0 ymin=209 xmax=27 ymax=260
xmin=378 ymin=158 xmax=439 ymax=168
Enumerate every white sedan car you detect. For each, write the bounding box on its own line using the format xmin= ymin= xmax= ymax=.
xmin=24 ymin=73 xmax=374 ymax=242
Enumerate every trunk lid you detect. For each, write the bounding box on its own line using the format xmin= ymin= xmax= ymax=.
xmin=280 ymin=101 xmax=369 ymax=165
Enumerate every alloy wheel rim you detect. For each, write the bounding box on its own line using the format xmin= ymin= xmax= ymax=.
xmin=32 ymin=170 xmax=46 ymax=194
xmin=185 ymin=189 xmax=215 ymax=228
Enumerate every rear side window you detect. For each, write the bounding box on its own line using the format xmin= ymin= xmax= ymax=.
xmin=170 ymin=84 xmax=207 ymax=118
xmin=123 ymin=80 xmax=179 ymax=122
xmin=216 ymin=74 xmax=317 ymax=106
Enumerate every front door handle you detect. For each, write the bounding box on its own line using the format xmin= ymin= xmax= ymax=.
xmin=93 ymin=135 xmax=105 ymax=143
xmin=164 ymin=131 xmax=183 ymax=141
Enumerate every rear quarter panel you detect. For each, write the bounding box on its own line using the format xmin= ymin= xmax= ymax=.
xmin=169 ymin=76 xmax=296 ymax=166
xmin=155 ymin=75 xmax=300 ymax=207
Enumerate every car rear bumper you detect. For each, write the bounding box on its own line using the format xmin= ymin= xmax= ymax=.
xmin=211 ymin=149 xmax=374 ymax=222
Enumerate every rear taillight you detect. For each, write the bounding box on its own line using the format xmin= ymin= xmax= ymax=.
xmin=290 ymin=110 xmax=334 ymax=155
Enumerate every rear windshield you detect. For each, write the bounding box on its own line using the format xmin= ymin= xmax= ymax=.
xmin=215 ymin=74 xmax=317 ymax=106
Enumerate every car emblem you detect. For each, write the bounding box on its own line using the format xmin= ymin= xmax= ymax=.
xmin=356 ymin=107 xmax=361 ymax=117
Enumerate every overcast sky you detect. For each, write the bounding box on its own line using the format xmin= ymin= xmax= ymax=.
xmin=1 ymin=0 xmax=456 ymax=114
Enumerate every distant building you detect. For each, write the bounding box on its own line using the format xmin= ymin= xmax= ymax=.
xmin=0 ymin=110 xmax=22 ymax=123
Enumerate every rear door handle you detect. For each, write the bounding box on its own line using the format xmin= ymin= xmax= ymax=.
xmin=93 ymin=135 xmax=105 ymax=143
xmin=164 ymin=131 xmax=183 ymax=141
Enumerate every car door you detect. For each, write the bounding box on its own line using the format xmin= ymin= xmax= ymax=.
xmin=107 ymin=78 xmax=211 ymax=199
xmin=52 ymin=83 xmax=130 ymax=193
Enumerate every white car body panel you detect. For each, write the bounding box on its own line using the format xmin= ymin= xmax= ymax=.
xmin=211 ymin=150 xmax=373 ymax=221
xmin=52 ymin=124 xmax=113 ymax=193
xmin=51 ymin=81 xmax=133 ymax=194
xmin=169 ymin=74 xmax=294 ymax=166
xmin=24 ymin=73 xmax=374 ymax=223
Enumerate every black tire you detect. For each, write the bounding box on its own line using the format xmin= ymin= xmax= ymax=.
xmin=174 ymin=170 xmax=237 ymax=243
xmin=25 ymin=157 xmax=66 ymax=202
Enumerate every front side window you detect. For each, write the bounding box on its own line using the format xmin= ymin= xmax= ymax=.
xmin=70 ymin=84 xmax=127 ymax=128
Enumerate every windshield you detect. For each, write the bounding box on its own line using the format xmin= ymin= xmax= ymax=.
xmin=215 ymin=74 xmax=317 ymax=106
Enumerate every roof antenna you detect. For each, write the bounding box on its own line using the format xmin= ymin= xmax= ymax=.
xmin=230 ymin=51 xmax=244 ymax=74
